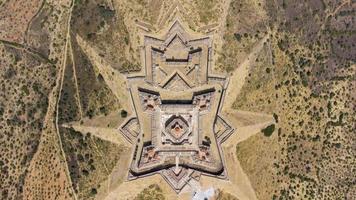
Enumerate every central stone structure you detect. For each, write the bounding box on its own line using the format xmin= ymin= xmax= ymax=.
xmin=120 ymin=20 xmax=234 ymax=193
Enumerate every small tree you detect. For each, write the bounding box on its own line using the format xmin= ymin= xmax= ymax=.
xmin=120 ymin=109 xmax=128 ymax=118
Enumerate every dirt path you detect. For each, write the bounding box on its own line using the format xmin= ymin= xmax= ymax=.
xmin=63 ymin=124 xmax=129 ymax=147
xmin=0 ymin=39 xmax=53 ymax=64
xmin=54 ymin=1 xmax=78 ymax=199
xmin=226 ymin=117 xmax=274 ymax=146
xmin=223 ymin=110 xmax=274 ymax=127
xmin=223 ymin=34 xmax=269 ymax=113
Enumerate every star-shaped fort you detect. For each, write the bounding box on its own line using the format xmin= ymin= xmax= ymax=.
xmin=70 ymin=15 xmax=275 ymax=199
xmin=1 ymin=0 xmax=354 ymax=199
xmin=119 ymin=20 xmax=234 ymax=193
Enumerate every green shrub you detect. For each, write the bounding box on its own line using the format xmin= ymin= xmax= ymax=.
xmin=262 ymin=124 xmax=275 ymax=137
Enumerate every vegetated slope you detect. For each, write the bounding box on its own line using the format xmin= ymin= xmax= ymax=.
xmin=58 ymin=45 xmax=81 ymax=124
xmin=61 ymin=36 xmax=120 ymax=122
xmin=71 ymin=0 xmax=140 ymax=73
xmin=59 ymin=127 xmax=126 ymax=199
xmin=56 ymin=2 xmax=129 ymax=198
xmin=230 ymin=0 xmax=355 ymax=199
xmin=0 ymin=44 xmax=57 ymax=199
xmin=20 ymin=1 xmax=78 ymax=199
xmin=216 ymin=0 xmax=270 ymax=72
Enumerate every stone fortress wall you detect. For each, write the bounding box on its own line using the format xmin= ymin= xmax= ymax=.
xmin=119 ymin=19 xmax=234 ymax=193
